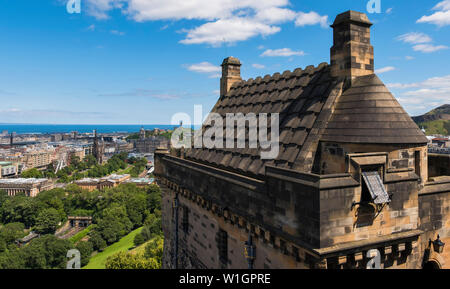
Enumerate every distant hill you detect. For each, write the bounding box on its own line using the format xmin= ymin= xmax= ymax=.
xmin=412 ymin=104 xmax=450 ymax=135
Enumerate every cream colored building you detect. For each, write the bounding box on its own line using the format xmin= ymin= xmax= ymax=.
xmin=0 ymin=178 xmax=54 ymax=197
xmin=24 ymin=150 xmax=53 ymax=169
xmin=74 ymin=174 xmax=131 ymax=191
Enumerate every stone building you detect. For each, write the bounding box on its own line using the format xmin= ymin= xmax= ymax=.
xmin=0 ymin=178 xmax=54 ymax=197
xmin=23 ymin=150 xmax=53 ymax=169
xmin=0 ymin=161 xmax=18 ymax=178
xmin=155 ymin=11 xmax=450 ymax=269
xmin=93 ymin=130 xmax=105 ymax=164
xmin=134 ymin=127 xmax=169 ymax=154
xmin=74 ymin=174 xmax=131 ymax=192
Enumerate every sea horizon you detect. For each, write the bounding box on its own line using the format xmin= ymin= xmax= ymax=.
xmin=0 ymin=123 xmax=176 ymax=134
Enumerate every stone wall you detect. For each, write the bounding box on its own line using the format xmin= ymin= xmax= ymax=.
xmin=160 ymin=183 xmax=311 ymax=269
xmin=319 ymin=143 xmax=428 ymax=184
xmin=418 ymin=181 xmax=450 ymax=269
xmin=156 ymin=149 xmax=448 ymax=269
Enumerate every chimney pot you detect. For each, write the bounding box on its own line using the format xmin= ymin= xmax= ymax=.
xmin=330 ymin=11 xmax=374 ymax=80
xmin=220 ymin=57 xmax=242 ymax=97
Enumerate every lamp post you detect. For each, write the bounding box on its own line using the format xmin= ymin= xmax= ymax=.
xmin=432 ymin=235 xmax=445 ymax=254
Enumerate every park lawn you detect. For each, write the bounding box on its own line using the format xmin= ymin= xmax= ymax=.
xmin=69 ymin=225 xmax=92 ymax=244
xmin=83 ymin=227 xmax=143 ymax=269
xmin=117 ymin=165 xmax=133 ymax=175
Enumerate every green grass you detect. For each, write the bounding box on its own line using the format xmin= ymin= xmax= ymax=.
xmin=69 ymin=225 xmax=92 ymax=244
xmin=418 ymin=120 xmax=450 ymax=135
xmin=83 ymin=227 xmax=143 ymax=269
xmin=117 ymin=165 xmax=133 ymax=175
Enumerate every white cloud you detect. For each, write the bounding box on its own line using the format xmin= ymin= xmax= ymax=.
xmin=110 ymin=30 xmax=125 ymax=35
xmin=186 ymin=62 xmax=221 ymax=78
xmin=397 ymin=32 xmax=432 ymax=44
xmin=388 ymin=75 xmax=450 ymax=114
xmin=375 ymin=66 xmax=395 ymax=74
xmin=413 ymin=44 xmax=448 ymax=53
xmin=435 ymin=0 xmax=450 ymax=10
xmin=83 ymin=0 xmax=329 ymax=46
xmin=386 ymin=8 xmax=393 ymax=14
xmin=252 ymin=63 xmax=265 ymax=69
xmin=180 ymin=17 xmax=280 ymax=46
xmin=255 ymin=7 xmax=297 ymax=24
xmin=87 ymin=24 xmax=96 ymax=31
xmin=186 ymin=62 xmax=221 ymax=73
xmin=261 ymin=48 xmax=305 ymax=57
xmin=85 ymin=0 xmax=122 ymax=20
xmin=417 ymin=0 xmax=450 ymax=26
xmin=405 ymin=56 xmax=415 ymax=60
xmin=396 ymin=32 xmax=448 ymax=53
xmin=295 ymin=11 xmax=328 ymax=28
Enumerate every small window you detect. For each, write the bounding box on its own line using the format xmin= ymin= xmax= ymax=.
xmin=217 ymin=229 xmax=228 ymax=265
xmin=414 ymin=151 xmax=421 ymax=178
xmin=182 ymin=206 xmax=189 ymax=234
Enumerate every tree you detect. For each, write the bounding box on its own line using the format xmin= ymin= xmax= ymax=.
xmin=0 ymin=195 xmax=38 ymax=228
xmin=22 ymin=235 xmax=72 ymax=269
xmin=144 ymin=237 xmax=163 ymax=267
xmin=76 ymin=241 xmax=93 ymax=267
xmin=21 ymin=168 xmax=43 ymax=178
xmin=133 ymin=233 xmax=145 ymax=247
xmin=95 ymin=204 xmax=132 ymax=244
xmin=0 ymin=222 xmax=25 ymax=245
xmin=84 ymin=155 xmax=97 ymax=167
xmin=105 ymin=251 xmax=159 ymax=269
xmin=88 ymin=230 xmax=106 ymax=251
xmin=125 ymin=193 xmax=147 ymax=228
xmin=147 ymin=185 xmax=162 ymax=213
xmin=35 ymin=208 xmax=61 ymax=234
xmin=70 ymin=154 xmax=81 ymax=168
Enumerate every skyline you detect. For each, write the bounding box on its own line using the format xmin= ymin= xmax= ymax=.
xmin=0 ymin=0 xmax=449 ymax=124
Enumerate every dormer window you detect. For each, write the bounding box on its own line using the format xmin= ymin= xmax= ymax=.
xmin=361 ymin=171 xmax=391 ymax=204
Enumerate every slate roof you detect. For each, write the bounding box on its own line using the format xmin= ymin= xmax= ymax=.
xmin=185 ymin=64 xmax=427 ymax=179
xmin=322 ymin=74 xmax=428 ymax=144
xmin=185 ymin=63 xmax=339 ymax=178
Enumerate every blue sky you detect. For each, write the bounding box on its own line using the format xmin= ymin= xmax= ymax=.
xmin=0 ymin=0 xmax=449 ymax=124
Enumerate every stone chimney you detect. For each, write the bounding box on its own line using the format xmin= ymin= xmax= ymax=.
xmin=220 ymin=57 xmax=242 ymax=97
xmin=330 ymin=11 xmax=374 ymax=80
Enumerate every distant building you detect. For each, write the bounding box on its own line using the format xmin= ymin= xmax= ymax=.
xmin=74 ymin=174 xmax=131 ymax=191
xmin=23 ymin=150 xmax=53 ymax=169
xmin=0 ymin=178 xmax=54 ymax=197
xmin=92 ymin=130 xmax=105 ymax=164
xmin=124 ymin=177 xmax=155 ymax=188
xmin=17 ymin=232 xmax=39 ymax=246
xmin=133 ymin=128 xmax=169 ymax=154
xmin=431 ymin=138 xmax=450 ymax=148
xmin=0 ymin=161 xmax=19 ymax=178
